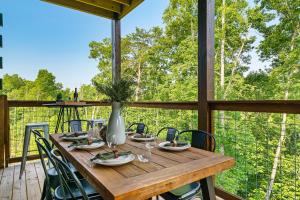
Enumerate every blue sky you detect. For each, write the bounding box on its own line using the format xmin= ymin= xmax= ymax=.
xmin=0 ymin=0 xmax=265 ymax=89
xmin=0 ymin=0 xmax=169 ymax=88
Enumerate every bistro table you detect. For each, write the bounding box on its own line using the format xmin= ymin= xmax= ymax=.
xmin=43 ymin=102 xmax=94 ymax=133
xmin=50 ymin=134 xmax=235 ymax=200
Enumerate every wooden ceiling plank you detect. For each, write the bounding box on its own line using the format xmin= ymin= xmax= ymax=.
xmin=75 ymin=0 xmax=122 ymax=14
xmin=42 ymin=0 xmax=116 ymax=19
xmin=119 ymin=0 xmax=143 ymax=19
xmin=111 ymin=0 xmax=131 ymax=6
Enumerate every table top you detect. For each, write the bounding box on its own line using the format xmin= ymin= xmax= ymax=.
xmin=50 ymin=134 xmax=235 ymax=200
xmin=43 ymin=101 xmax=95 ymax=107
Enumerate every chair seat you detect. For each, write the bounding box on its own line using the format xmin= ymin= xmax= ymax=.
xmin=54 ymin=179 xmax=102 ymax=200
xmin=26 ymin=122 xmax=48 ymax=127
xmin=160 ymin=182 xmax=201 ymax=200
xmin=48 ymin=167 xmax=59 ymax=189
xmin=47 ymin=163 xmax=82 ymax=189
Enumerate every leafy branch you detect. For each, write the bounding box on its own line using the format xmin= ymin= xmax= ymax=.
xmin=93 ymin=79 xmax=135 ymax=105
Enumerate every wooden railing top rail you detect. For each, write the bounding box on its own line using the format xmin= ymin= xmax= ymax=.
xmin=6 ymin=99 xmax=300 ymax=114
xmin=209 ymin=100 xmax=300 ymax=114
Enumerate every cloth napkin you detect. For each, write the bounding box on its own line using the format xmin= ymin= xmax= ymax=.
xmin=68 ymin=138 xmax=103 ymax=148
xmin=60 ymin=132 xmax=87 ymax=138
xmin=90 ymin=151 xmax=132 ymax=161
xmin=164 ymin=141 xmax=188 ymax=147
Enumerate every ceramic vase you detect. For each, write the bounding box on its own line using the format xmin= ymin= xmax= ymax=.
xmin=106 ymin=102 xmax=126 ymax=145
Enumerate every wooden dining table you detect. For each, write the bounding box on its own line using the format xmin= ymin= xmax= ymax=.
xmin=50 ymin=134 xmax=235 ymax=200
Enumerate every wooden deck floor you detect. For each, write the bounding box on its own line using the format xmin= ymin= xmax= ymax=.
xmin=0 ymin=161 xmax=44 ymax=200
xmin=0 ymin=161 xmax=221 ymax=200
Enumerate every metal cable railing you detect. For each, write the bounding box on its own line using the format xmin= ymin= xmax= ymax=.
xmin=6 ymin=101 xmax=300 ymax=199
xmin=214 ymin=111 xmax=300 ymax=200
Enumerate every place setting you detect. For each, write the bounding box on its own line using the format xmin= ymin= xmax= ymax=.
xmin=59 ymin=131 xmax=89 ymax=141
xmin=130 ymin=132 xmax=156 ymax=142
xmin=90 ymin=134 xmax=136 ymax=166
xmin=68 ymin=138 xmax=105 ymax=150
xmin=158 ymin=138 xmax=191 ymax=152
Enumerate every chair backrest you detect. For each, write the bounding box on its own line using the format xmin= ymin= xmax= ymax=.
xmin=32 ymin=129 xmax=42 ymax=139
xmin=157 ymin=127 xmax=179 ymax=142
xmin=35 ymin=137 xmax=56 ymax=188
xmin=51 ymin=149 xmax=89 ymax=200
xmin=127 ymin=123 xmax=148 ymax=134
xmin=177 ymin=130 xmax=216 ymax=152
xmin=32 ymin=130 xmax=52 ymax=151
xmin=65 ymin=120 xmax=92 ymax=132
xmin=69 ymin=120 xmax=82 ymax=132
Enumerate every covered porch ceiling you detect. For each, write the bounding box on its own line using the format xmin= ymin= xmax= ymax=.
xmin=41 ymin=0 xmax=144 ymax=19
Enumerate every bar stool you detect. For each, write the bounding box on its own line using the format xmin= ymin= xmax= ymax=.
xmin=88 ymin=119 xmax=105 ymax=128
xmin=19 ymin=122 xmax=49 ymax=179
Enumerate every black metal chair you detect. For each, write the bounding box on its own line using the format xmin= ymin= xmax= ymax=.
xmin=34 ymin=129 xmax=82 ymax=176
xmin=35 ymin=137 xmax=60 ymax=200
xmin=127 ymin=122 xmax=148 ymax=134
xmin=160 ymin=130 xmax=216 ymax=200
xmin=51 ymin=149 xmax=102 ymax=200
xmin=156 ymin=127 xmax=179 ymax=142
xmin=63 ymin=120 xmax=92 ymax=132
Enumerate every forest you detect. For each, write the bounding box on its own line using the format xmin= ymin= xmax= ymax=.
xmin=0 ymin=0 xmax=299 ymax=199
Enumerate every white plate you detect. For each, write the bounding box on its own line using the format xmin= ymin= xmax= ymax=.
xmin=61 ymin=135 xmax=88 ymax=141
xmin=92 ymin=154 xmax=135 ymax=166
xmin=130 ymin=135 xmax=155 ymax=142
xmin=158 ymin=141 xmax=191 ymax=151
xmin=125 ymin=131 xmax=135 ymax=135
xmin=74 ymin=141 xmax=105 ymax=150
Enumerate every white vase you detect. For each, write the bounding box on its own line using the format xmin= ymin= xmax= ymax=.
xmin=106 ymin=102 xmax=126 ymax=145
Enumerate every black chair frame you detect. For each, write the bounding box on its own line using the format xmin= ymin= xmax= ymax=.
xmin=156 ymin=127 xmax=179 ymax=142
xmin=127 ymin=122 xmax=148 ymax=134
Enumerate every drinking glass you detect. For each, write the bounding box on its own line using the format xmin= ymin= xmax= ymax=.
xmin=137 ymin=143 xmax=152 ymax=163
xmin=107 ymin=134 xmax=117 ymax=151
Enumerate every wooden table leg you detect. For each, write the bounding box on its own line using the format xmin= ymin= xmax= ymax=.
xmin=74 ymin=107 xmax=80 ymax=120
xmin=200 ymin=176 xmax=216 ymax=200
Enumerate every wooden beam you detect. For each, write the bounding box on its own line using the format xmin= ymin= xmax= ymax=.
xmin=111 ymin=0 xmax=131 ymax=6
xmin=209 ymin=100 xmax=300 ymax=114
xmin=0 ymin=95 xmax=8 ymax=168
xmin=112 ymin=19 xmax=121 ymax=83
xmin=215 ymin=187 xmax=243 ymax=200
xmin=7 ymin=100 xmax=300 ymax=113
xmin=8 ymin=155 xmax=41 ymax=164
xmin=75 ymin=0 xmax=122 ymax=14
xmin=42 ymin=0 xmax=116 ymax=19
xmin=119 ymin=0 xmax=144 ymax=19
xmin=198 ymin=0 xmax=215 ymax=133
xmin=4 ymin=98 xmax=9 ymax=167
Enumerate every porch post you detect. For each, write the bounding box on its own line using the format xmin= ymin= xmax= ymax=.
xmin=198 ymin=0 xmax=215 ymax=134
xmin=112 ymin=19 xmax=121 ymax=84
xmin=0 ymin=95 xmax=8 ymax=168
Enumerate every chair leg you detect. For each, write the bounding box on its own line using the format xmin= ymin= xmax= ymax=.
xmin=200 ymin=176 xmax=216 ymax=200
xmin=40 ymin=180 xmax=47 ymax=200
xmin=19 ymin=127 xmax=31 ymax=179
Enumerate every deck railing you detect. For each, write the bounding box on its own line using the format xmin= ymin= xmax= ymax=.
xmin=0 ymin=96 xmax=299 ymax=199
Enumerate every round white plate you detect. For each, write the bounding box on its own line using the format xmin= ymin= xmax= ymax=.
xmin=130 ymin=135 xmax=155 ymax=142
xmin=92 ymin=154 xmax=135 ymax=166
xmin=74 ymin=141 xmax=105 ymax=150
xmin=125 ymin=131 xmax=135 ymax=135
xmin=61 ymin=135 xmax=88 ymax=141
xmin=158 ymin=141 xmax=191 ymax=151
